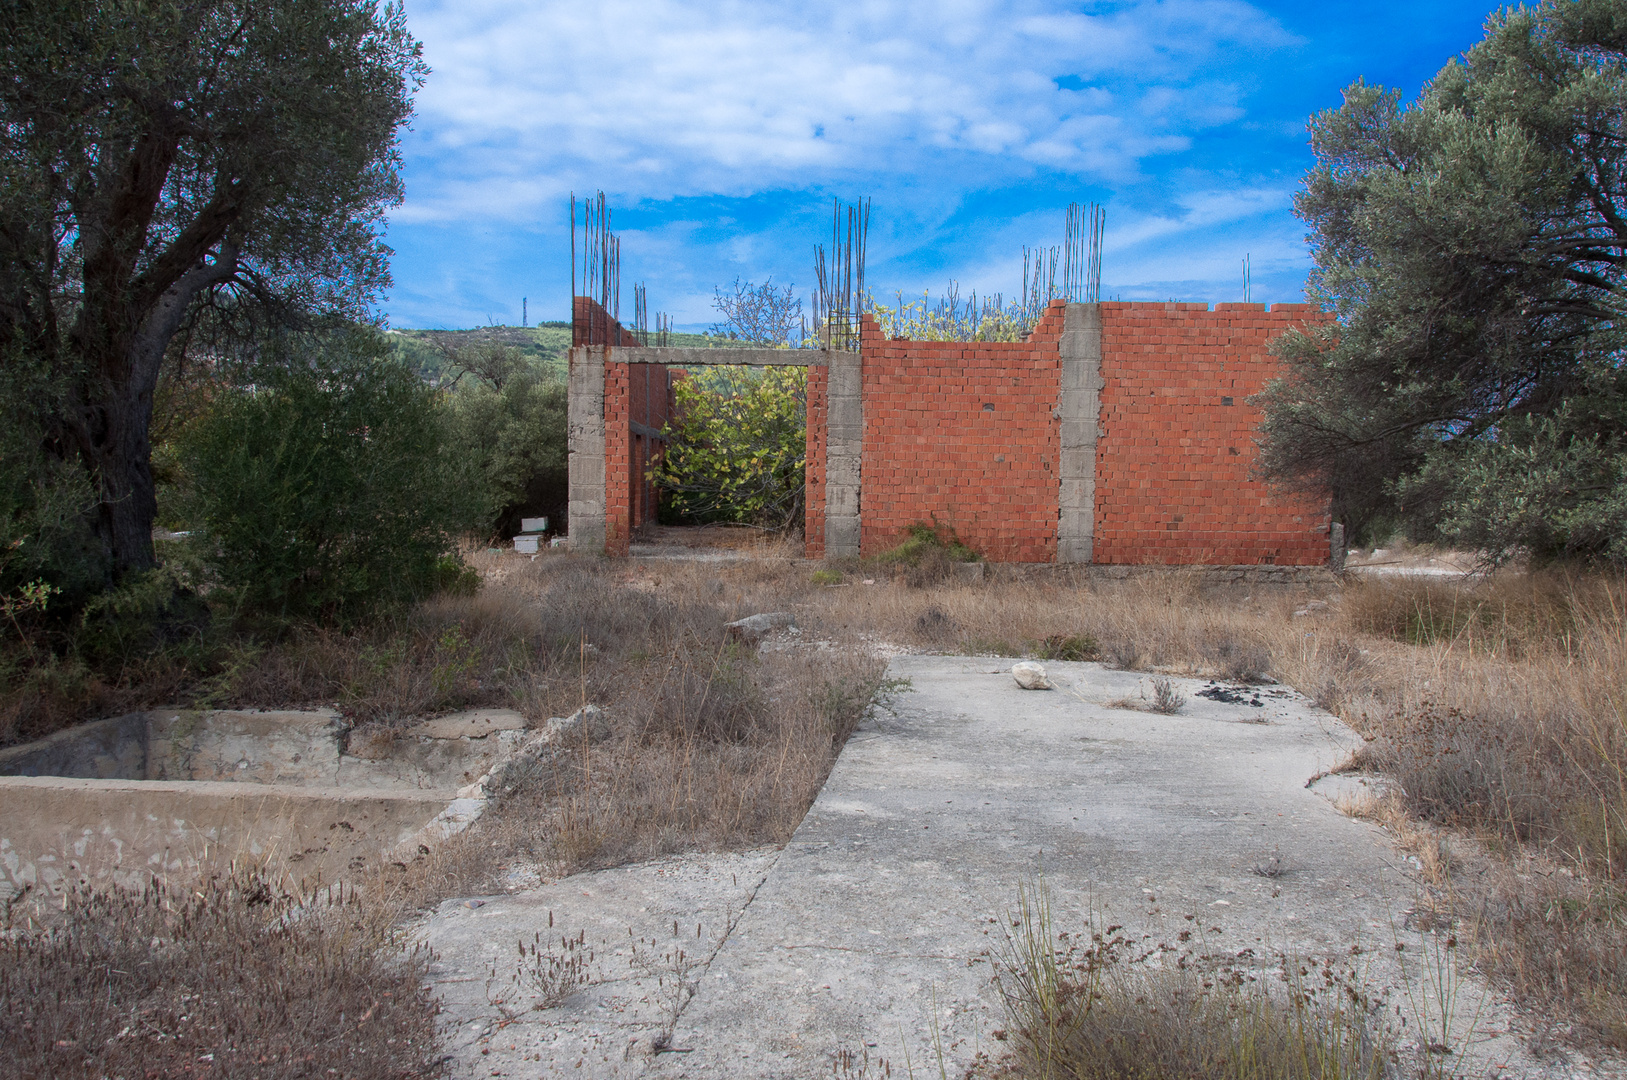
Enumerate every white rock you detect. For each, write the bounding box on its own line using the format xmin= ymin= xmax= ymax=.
xmin=1012 ymin=661 xmax=1051 ymax=690
xmin=726 ymin=612 xmax=796 ymax=646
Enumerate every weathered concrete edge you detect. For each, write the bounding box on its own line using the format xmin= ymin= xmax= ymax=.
xmin=992 ymin=562 xmax=1342 ymax=585
xmin=607 ymin=346 xmax=856 ymax=367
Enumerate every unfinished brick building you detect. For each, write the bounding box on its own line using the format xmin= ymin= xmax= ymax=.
xmin=567 ymin=297 xmax=1339 ymax=568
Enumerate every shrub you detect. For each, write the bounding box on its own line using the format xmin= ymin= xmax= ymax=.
xmin=1037 ymin=634 xmax=1100 ymax=662
xmin=878 ymin=520 xmax=980 ymax=565
xmin=654 ymin=366 xmax=806 ymax=531
xmin=178 ymin=329 xmax=479 ymax=627
xmin=441 ymin=347 xmax=568 ymax=539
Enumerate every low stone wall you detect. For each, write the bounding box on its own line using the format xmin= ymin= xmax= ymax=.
xmin=0 ymin=705 xmax=608 ymax=899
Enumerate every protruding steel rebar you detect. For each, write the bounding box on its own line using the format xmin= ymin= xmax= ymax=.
xmin=814 ymin=196 xmax=870 ymax=349
xmin=570 ymin=191 xmax=623 ymax=344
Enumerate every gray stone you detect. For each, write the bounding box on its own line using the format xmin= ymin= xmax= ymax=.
xmin=952 ymin=561 xmax=986 ymax=583
xmin=1057 ymin=302 xmax=1103 ymax=564
xmin=824 ymin=350 xmax=863 ymax=559
xmin=567 ymin=345 xmax=608 ymax=553
xmin=547 ymin=704 xmax=612 ymax=743
xmin=725 ymin=612 xmax=796 ymax=646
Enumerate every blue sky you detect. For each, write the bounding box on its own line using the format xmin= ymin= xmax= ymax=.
xmin=381 ymin=0 xmax=1497 ymax=330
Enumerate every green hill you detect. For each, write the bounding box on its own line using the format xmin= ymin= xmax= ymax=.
xmin=388 ymin=323 xmax=769 ymax=384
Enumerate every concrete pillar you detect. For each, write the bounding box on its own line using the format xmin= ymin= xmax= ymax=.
xmin=824 ymin=349 xmax=863 ymax=558
xmin=567 ymin=345 xmax=606 ymax=553
xmin=1057 ymin=303 xmax=1103 ymax=563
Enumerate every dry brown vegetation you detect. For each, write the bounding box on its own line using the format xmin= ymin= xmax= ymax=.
xmin=5 ymin=544 xmax=1624 ymax=1066
xmin=989 ymin=883 xmax=1396 ymax=1080
xmin=0 ymin=872 xmax=440 ymax=1080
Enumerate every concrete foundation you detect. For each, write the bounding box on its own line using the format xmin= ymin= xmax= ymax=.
xmin=0 ymin=707 xmax=554 ymax=898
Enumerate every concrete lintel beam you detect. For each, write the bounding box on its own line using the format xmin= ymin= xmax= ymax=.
xmin=607 ymin=347 xmax=855 ymax=367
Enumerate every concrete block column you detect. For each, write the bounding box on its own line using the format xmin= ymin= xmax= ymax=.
xmin=824 ymin=349 xmax=863 ymax=558
xmin=1057 ymin=303 xmax=1103 ymax=563
xmin=567 ymin=345 xmax=607 ymax=553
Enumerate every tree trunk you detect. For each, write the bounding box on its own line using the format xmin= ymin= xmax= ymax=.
xmin=67 ymin=264 xmax=224 ymax=582
xmin=95 ymin=386 xmax=159 ymax=579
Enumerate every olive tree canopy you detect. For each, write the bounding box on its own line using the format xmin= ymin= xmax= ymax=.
xmin=0 ymin=0 xmax=426 ymax=581
xmin=1257 ymin=0 xmax=1627 ymax=562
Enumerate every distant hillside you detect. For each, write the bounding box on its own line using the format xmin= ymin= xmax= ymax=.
xmin=388 ymin=323 xmax=771 ymax=383
xmin=388 ymin=324 xmax=571 ymax=383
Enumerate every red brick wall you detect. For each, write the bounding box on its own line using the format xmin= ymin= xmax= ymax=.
xmin=856 ymin=304 xmax=1067 ymax=563
xmin=573 ymin=294 xmax=1331 ymax=565
xmin=804 ymin=364 xmax=829 ymax=559
xmin=1093 ymin=302 xmax=1331 ymax=565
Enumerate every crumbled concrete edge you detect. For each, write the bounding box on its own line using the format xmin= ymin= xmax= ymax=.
xmin=399 ymin=705 xmax=608 ymax=853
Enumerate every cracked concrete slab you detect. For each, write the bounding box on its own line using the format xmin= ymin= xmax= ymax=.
xmin=418 ymin=850 xmax=780 ymax=1079
xmin=425 ymin=657 xmax=1551 ymax=1079
xmin=653 ymin=657 xmax=1535 ymax=1078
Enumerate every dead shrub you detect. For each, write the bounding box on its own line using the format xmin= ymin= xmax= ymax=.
xmin=914 ymin=605 xmax=958 ymax=642
xmin=1201 ymin=630 xmax=1272 ymax=683
xmin=1104 ymin=637 xmax=1142 ymax=670
xmin=0 ymin=871 xmax=440 ymax=1080
xmin=1150 ymin=676 xmax=1185 ymax=715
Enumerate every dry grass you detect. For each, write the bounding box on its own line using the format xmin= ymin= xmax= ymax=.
xmin=7 ymin=543 xmax=1624 ymax=1058
xmin=207 ymin=552 xmax=888 ymax=879
xmin=0 ymin=870 xmax=441 ymax=1080
xmin=989 ymin=882 xmax=1396 ymax=1080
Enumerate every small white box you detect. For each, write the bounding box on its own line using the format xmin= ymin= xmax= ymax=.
xmin=513 ymin=535 xmax=540 ymax=554
xmin=520 ymin=517 xmax=548 ymax=533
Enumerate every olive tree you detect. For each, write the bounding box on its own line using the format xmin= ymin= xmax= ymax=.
xmin=1258 ymin=0 xmax=1627 ymax=561
xmin=0 ymin=0 xmax=426 ymax=583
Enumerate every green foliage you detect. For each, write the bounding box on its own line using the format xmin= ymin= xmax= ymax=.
xmin=1257 ymin=0 xmax=1627 ymax=563
xmin=0 ymin=359 xmax=108 ymax=613
xmin=1400 ymin=406 xmax=1627 ymax=563
xmin=878 ymin=521 xmax=981 ymax=564
xmin=871 ymin=287 xmax=1035 ymax=342
xmin=810 ymin=569 xmax=843 ymax=585
xmin=0 ymin=0 xmax=427 ymax=577
xmin=178 ymin=329 xmax=479 ymax=627
xmin=390 ymin=326 xmax=571 ymax=384
xmin=442 ymin=347 xmax=569 ymax=538
xmin=654 ymin=367 xmax=807 ymax=530
xmin=1036 ymin=634 xmax=1100 ymax=662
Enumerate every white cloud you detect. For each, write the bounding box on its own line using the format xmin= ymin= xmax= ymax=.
xmin=395 ymin=0 xmax=1301 ymax=223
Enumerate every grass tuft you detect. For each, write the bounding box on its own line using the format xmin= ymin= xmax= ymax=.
xmin=994 ymin=881 xmax=1394 ymax=1080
